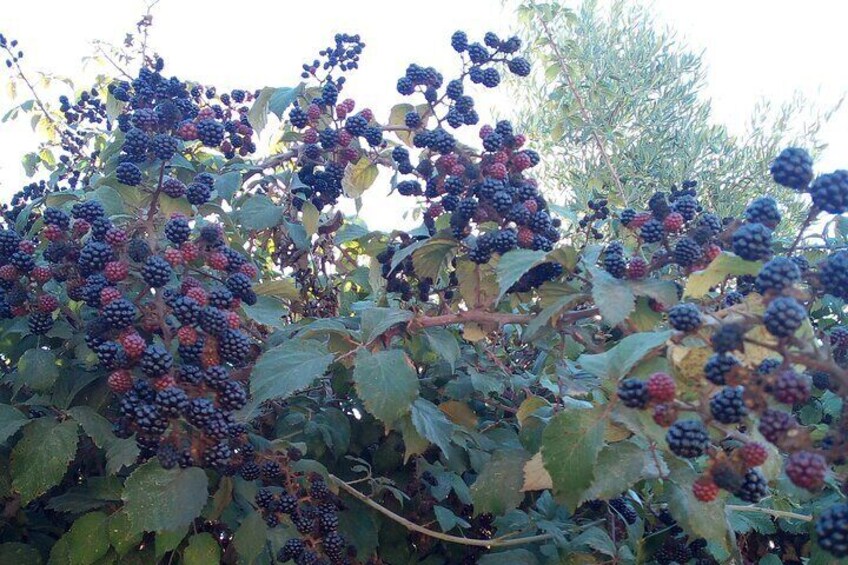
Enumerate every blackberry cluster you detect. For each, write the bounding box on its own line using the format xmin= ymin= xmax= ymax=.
xmin=577 ymin=198 xmax=609 ymax=240
xmin=376 ymin=235 xmax=436 ymax=302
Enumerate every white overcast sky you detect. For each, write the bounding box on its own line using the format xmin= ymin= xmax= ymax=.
xmin=0 ymin=0 xmax=845 ymax=231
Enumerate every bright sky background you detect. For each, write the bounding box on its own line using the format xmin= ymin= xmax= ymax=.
xmin=0 ymin=0 xmax=845 ymax=232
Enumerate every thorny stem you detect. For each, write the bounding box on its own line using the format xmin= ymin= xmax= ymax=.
xmin=331 ymin=475 xmax=557 ymax=548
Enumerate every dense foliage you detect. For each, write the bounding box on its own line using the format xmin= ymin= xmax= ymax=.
xmin=1 ymin=8 xmax=848 ymax=565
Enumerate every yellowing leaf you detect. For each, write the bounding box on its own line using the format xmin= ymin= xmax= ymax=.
xmin=521 ymin=452 xmax=552 ymax=491
xmin=302 ymin=201 xmax=319 ymax=237
xmin=517 ymin=396 xmax=549 ymax=428
xmin=684 ymin=253 xmax=762 ymax=298
xmin=439 ymin=400 xmax=478 ymax=428
xmin=342 ymin=158 xmax=379 ymax=198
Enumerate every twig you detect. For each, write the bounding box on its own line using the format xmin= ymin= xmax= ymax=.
xmin=726 ymin=504 xmax=812 ymax=522
xmin=330 ymin=475 xmax=556 ymax=547
xmin=535 ymin=11 xmax=627 ymax=206
xmin=409 ymin=306 xmax=599 ymax=331
xmin=788 ymin=207 xmax=819 ymax=254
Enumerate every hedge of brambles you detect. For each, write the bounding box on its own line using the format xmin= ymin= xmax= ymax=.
xmin=1 ymin=18 xmax=848 ymax=565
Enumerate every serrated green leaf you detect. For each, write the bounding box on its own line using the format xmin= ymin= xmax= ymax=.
xmin=353 ymin=349 xmax=418 ymax=426
xmin=122 ymin=461 xmax=208 ymax=534
xmin=213 ymin=171 xmax=242 ymax=201
xmin=17 ymin=348 xmax=59 ymax=392
xmin=412 ymin=238 xmax=458 ymax=281
xmin=471 ymin=450 xmax=530 ymax=515
xmin=233 ymin=511 xmax=267 ymax=565
xmin=245 ymin=339 xmax=334 ymax=418
xmin=422 ymin=327 xmax=460 ymax=371
xmin=67 ymin=512 xmax=109 ymax=565
xmin=11 ymin=419 xmax=78 ymax=504
xmin=478 ymin=549 xmax=538 ymax=565
xmin=155 ymin=527 xmax=187 ymax=560
xmin=239 ymin=194 xmax=282 ymax=230
xmin=360 ymin=307 xmax=413 ymax=344
xmin=581 ymin=440 xmax=653 ymax=502
xmin=247 ymin=87 xmax=274 ymax=133
xmin=410 ymin=398 xmax=454 ymax=455
xmin=268 ymin=85 xmax=302 ymax=119
xmin=108 ymin=511 xmax=143 ymax=557
xmin=0 ymin=404 xmax=28 ymax=444
xmin=684 ymin=253 xmax=762 ymax=298
xmin=253 ymin=278 xmax=299 ymax=301
xmin=241 ymin=295 xmax=286 ymax=328
xmin=578 ymin=330 xmax=673 ymax=381
xmin=541 ymin=406 xmax=607 ymax=512
xmin=591 ymin=268 xmax=635 ymax=326
xmin=496 ymin=250 xmax=548 ymax=300
xmin=666 ymin=459 xmax=732 ymax=554
xmin=456 ymin=257 xmax=499 ymax=308
xmin=183 ymin=533 xmax=220 ymax=565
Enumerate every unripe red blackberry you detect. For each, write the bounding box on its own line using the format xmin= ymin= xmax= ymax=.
xmin=692 ymin=476 xmax=719 ymax=502
xmin=626 ymin=256 xmax=648 ymax=279
xmin=785 ymin=451 xmax=827 ymax=491
xmin=663 ymin=212 xmax=684 ymax=233
xmin=739 ymin=442 xmax=769 ymax=468
xmin=646 ymin=372 xmax=675 ymax=403
xmin=652 ymin=403 xmax=677 ymax=427
xmin=108 ymin=370 xmax=133 ymax=394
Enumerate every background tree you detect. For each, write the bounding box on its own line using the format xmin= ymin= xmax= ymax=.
xmin=510 ymin=0 xmax=842 ymax=231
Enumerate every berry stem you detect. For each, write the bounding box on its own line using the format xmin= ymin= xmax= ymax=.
xmin=788 ymin=207 xmax=819 ymax=254
xmin=726 ymin=504 xmax=812 ymax=522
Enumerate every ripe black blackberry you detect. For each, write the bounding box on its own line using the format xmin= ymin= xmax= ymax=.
xmin=186 ymin=182 xmax=211 ymax=206
xmin=277 ymin=538 xmax=307 ymax=562
xmin=134 ymin=404 xmax=168 ymax=435
xmin=155 ymin=386 xmax=189 ymax=416
xmin=165 ymin=216 xmax=191 ymax=245
xmin=731 ymin=223 xmax=772 ymax=261
xmin=648 ymin=192 xmax=671 ymax=220
xmin=102 ymin=298 xmax=137 ymax=329
xmin=217 ymin=380 xmax=247 ymax=410
xmin=722 ymin=290 xmax=744 ymax=307
xmin=666 ymin=419 xmax=709 ymax=458
xmin=734 ymin=468 xmax=768 ymax=503
xmin=71 ymin=200 xmax=106 ymax=222
xmin=239 ymin=461 xmax=261 ymax=481
xmin=151 ymin=134 xmax=178 ymax=160
xmin=491 ymin=229 xmax=517 ymax=254
xmin=654 ymin=539 xmax=691 ymax=565
xmin=744 ymin=196 xmax=781 ymax=228
xmin=672 ymin=194 xmax=699 ymax=221
xmin=711 ymin=323 xmax=745 ymax=354
xmin=755 ymin=257 xmax=800 ymax=294
xmin=78 ymin=241 xmax=114 ymax=274
xmin=709 ymin=386 xmax=747 ymax=424
xmin=157 ymin=444 xmax=179 ymax=470
xmin=116 ymin=162 xmax=143 ymax=186
xmin=196 ymin=119 xmax=224 ymax=147
xmin=640 ymin=218 xmax=664 ymax=243
xmin=770 ymin=147 xmax=814 ymax=190
xmin=43 ymin=207 xmax=70 ymax=229
xmin=608 ymin=497 xmax=637 ymax=524
xmin=602 ymin=244 xmax=626 ymax=279
xmin=820 ymin=251 xmax=848 ymax=300
xmin=758 ymin=408 xmax=795 ymax=444
xmin=810 ymin=170 xmax=848 ymax=214
xmin=816 ymin=504 xmax=848 ymax=557
xmin=619 ymin=208 xmax=636 ymax=226
xmin=142 ymin=255 xmax=172 ymax=288
xmin=171 ymin=295 xmax=201 ymax=325
xmin=322 ymin=531 xmax=346 ymax=562
xmin=200 ymin=306 xmax=228 ymax=336
xmin=128 ymin=238 xmax=151 ymax=262
xmin=9 ymin=250 xmax=34 ymax=273
xmin=617 ymin=378 xmax=649 ymax=409
xmin=529 ymin=211 xmax=552 ymax=233
xmin=696 ymin=212 xmax=722 ymax=236
xmin=218 ymin=329 xmax=251 ymax=363
xmin=790 ymin=255 xmax=810 ymax=274
xmin=763 ymin=296 xmax=806 ymax=338
xmin=704 ymin=353 xmax=739 ymax=385
xmin=140 ymin=344 xmax=173 ymax=377
xmin=28 ymin=312 xmax=54 ymax=335
xmin=667 ymin=303 xmax=702 ymax=332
